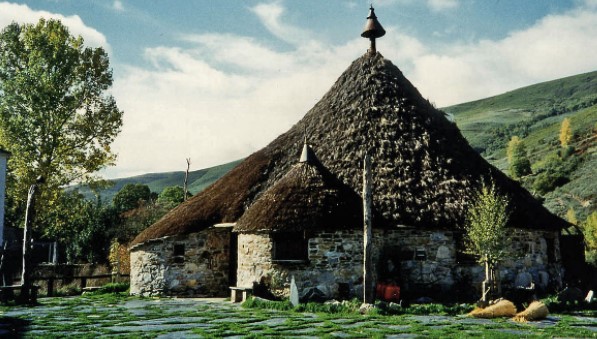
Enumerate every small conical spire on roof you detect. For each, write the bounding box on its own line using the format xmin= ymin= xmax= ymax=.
xmin=361 ymin=5 xmax=385 ymax=54
xmin=299 ymin=134 xmax=314 ymax=163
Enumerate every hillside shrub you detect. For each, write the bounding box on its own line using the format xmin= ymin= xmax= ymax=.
xmin=532 ymin=152 xmax=581 ymax=195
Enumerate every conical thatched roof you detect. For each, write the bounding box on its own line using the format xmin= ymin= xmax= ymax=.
xmin=234 ymin=145 xmax=362 ymax=233
xmin=131 ymin=52 xmax=568 ymax=246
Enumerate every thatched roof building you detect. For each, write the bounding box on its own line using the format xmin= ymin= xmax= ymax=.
xmin=132 ymin=52 xmax=568 ymax=246
xmin=234 ymin=143 xmax=362 ymax=233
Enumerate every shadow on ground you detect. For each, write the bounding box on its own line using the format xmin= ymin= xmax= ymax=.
xmin=0 ymin=316 xmax=31 ymax=338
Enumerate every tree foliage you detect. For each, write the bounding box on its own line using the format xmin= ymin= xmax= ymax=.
xmin=112 ymin=183 xmax=152 ymax=213
xmin=45 ymin=190 xmax=119 ymax=263
xmin=583 ymin=212 xmax=597 ymax=264
xmin=0 ymin=19 xmax=123 ymax=226
xmin=559 ymin=117 xmax=572 ymax=148
xmin=506 ymin=136 xmax=531 ymax=179
xmin=157 ymin=185 xmax=190 ymax=209
xmin=464 ymin=182 xmax=510 ymax=268
xmin=531 ymin=150 xmax=580 ymax=195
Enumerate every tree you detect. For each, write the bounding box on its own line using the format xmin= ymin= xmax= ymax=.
xmin=559 ymin=117 xmax=572 ymax=148
xmin=566 ymin=208 xmax=578 ymax=225
xmin=0 ymin=19 xmax=123 ymax=227
xmin=45 ymin=190 xmax=119 ymax=263
xmin=113 ymin=184 xmax=152 ymax=213
xmin=157 ymin=185 xmax=190 ymax=209
xmin=464 ymin=182 xmax=510 ymax=303
xmin=583 ymin=212 xmax=597 ymax=264
xmin=507 ymin=136 xmax=531 ymax=179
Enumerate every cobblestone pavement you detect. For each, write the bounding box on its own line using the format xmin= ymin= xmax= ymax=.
xmin=0 ymin=297 xmax=596 ymax=338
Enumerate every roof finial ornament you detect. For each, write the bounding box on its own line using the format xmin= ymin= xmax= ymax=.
xmin=300 ymin=127 xmax=311 ymax=163
xmin=361 ymin=4 xmax=386 ymax=54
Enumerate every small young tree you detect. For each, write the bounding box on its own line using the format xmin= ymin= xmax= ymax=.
xmin=464 ymin=182 xmax=510 ymax=304
xmin=566 ymin=208 xmax=578 ymax=225
xmin=507 ymin=136 xmax=532 ymax=179
xmin=583 ymin=212 xmax=597 ymax=264
xmin=559 ymin=117 xmax=572 ymax=148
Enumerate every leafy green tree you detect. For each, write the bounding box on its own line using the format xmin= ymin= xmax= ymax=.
xmin=464 ymin=182 xmax=510 ymax=303
xmin=559 ymin=117 xmax=572 ymax=148
xmin=45 ymin=190 xmax=119 ymax=263
xmin=157 ymin=185 xmax=190 ymax=209
xmin=115 ymin=201 xmax=167 ymax=243
xmin=507 ymin=136 xmax=531 ymax=179
xmin=583 ymin=212 xmax=597 ymax=264
xmin=113 ymin=183 xmax=152 ymax=213
xmin=0 ymin=19 xmax=123 ymax=227
xmin=566 ymin=208 xmax=578 ymax=225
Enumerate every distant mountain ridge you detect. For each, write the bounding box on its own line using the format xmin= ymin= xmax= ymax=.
xmin=77 ymin=159 xmax=243 ymax=202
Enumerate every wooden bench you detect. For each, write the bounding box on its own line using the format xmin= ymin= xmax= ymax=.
xmin=0 ymin=285 xmax=39 ymax=304
xmin=229 ymin=286 xmax=252 ymax=303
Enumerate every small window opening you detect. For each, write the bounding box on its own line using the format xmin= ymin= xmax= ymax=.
xmin=173 ymin=244 xmax=185 ymax=264
xmin=272 ymin=232 xmax=308 ymax=262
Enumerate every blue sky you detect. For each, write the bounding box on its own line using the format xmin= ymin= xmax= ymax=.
xmin=1 ymin=1 xmax=597 ymax=179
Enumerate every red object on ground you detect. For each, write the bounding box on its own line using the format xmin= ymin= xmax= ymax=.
xmin=383 ymin=285 xmax=400 ymax=302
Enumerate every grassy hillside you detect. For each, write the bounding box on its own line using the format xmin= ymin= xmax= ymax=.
xmin=77 ymin=159 xmax=243 ymax=202
xmin=444 ymin=71 xmax=597 ymax=222
xmin=445 ymin=71 xmax=597 ymax=156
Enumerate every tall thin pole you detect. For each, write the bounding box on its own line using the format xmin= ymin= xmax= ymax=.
xmin=363 ymin=153 xmax=374 ymax=304
xmin=183 ymin=158 xmax=191 ymax=201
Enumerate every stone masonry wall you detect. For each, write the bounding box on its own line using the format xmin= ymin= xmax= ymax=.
xmin=237 ymin=227 xmax=562 ymax=301
xmin=130 ymin=227 xmax=231 ymax=297
xmin=237 ymin=230 xmax=374 ymax=300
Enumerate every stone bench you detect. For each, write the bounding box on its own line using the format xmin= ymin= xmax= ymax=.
xmin=229 ymin=286 xmax=252 ymax=303
xmin=0 ymin=285 xmax=39 ymax=304
xmin=81 ymin=286 xmax=102 ymax=294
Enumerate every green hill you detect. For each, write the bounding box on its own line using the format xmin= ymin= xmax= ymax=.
xmin=443 ymin=70 xmax=597 ymax=222
xmin=77 ymin=159 xmax=243 ymax=202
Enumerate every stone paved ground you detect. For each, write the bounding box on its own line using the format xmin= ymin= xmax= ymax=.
xmin=0 ymin=296 xmax=596 ymax=338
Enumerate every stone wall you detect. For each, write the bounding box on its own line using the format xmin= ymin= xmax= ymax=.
xmin=237 ymin=230 xmax=372 ymax=300
xmin=130 ymin=227 xmax=231 ymax=297
xmin=237 ymin=227 xmax=563 ymax=301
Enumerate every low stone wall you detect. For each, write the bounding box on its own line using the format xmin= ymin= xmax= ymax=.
xmin=32 ymin=263 xmax=116 ymax=295
xmin=130 ymin=227 xmax=231 ymax=297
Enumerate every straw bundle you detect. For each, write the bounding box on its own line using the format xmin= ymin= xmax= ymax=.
xmin=513 ymin=301 xmax=549 ymax=322
xmin=468 ymin=300 xmax=517 ymax=318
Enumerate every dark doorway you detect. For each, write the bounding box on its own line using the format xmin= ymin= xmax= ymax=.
xmin=229 ymin=233 xmax=238 ymax=286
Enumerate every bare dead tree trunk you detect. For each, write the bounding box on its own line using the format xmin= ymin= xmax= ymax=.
xmin=183 ymin=158 xmax=191 ymax=201
xmin=362 ymin=153 xmax=374 ymax=304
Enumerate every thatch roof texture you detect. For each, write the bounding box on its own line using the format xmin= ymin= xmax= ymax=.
xmin=132 ymin=52 xmax=568 ymax=246
xmin=234 ymin=145 xmax=362 ymax=233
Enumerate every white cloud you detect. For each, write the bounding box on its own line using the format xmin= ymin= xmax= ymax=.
xmin=427 ymin=0 xmax=459 ymax=12
xmin=407 ymin=4 xmax=597 ymax=105
xmin=108 ymin=32 xmax=364 ymax=177
xmin=113 ymin=0 xmax=124 ymax=12
xmin=250 ymin=2 xmax=313 ymax=45
xmin=49 ymin=1 xmax=595 ymax=178
xmin=0 ymin=2 xmax=110 ymax=51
